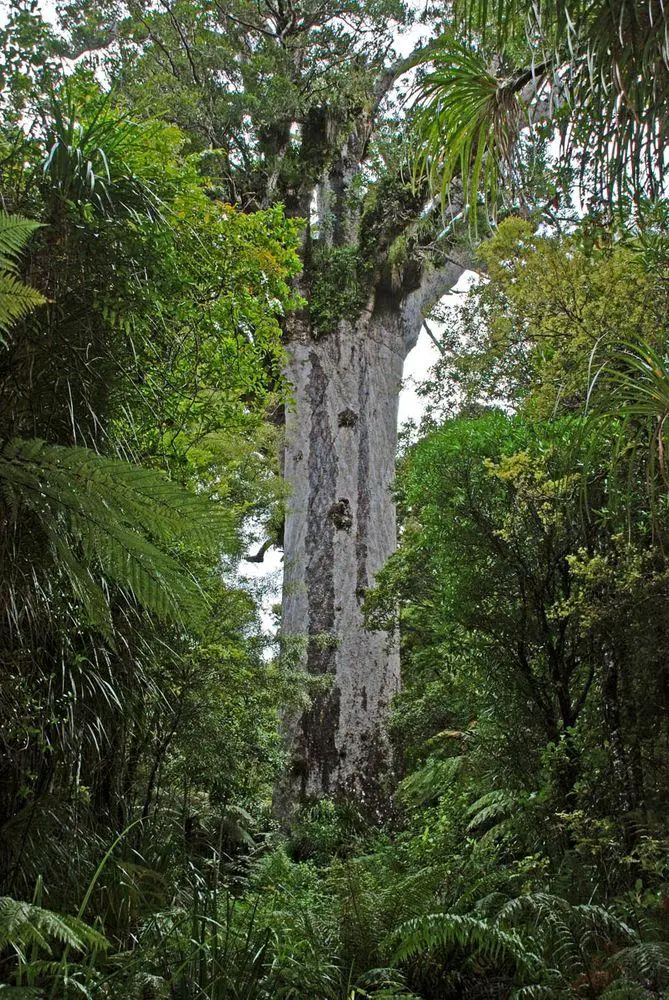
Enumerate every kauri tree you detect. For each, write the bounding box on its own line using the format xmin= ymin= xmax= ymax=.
xmin=57 ymin=0 xmax=471 ymax=806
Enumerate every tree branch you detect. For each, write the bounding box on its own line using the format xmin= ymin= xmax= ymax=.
xmin=156 ymin=0 xmax=201 ymax=86
xmin=372 ymin=40 xmax=437 ymax=113
xmin=246 ymin=538 xmax=274 ymax=563
xmin=400 ymin=250 xmax=471 ymax=354
xmin=422 ymin=319 xmax=446 ymax=355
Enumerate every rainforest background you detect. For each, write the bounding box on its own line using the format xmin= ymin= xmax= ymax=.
xmin=1 ymin=0 xmax=669 ymax=997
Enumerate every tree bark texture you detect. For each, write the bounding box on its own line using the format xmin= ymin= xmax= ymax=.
xmin=279 ymin=262 xmax=464 ymax=809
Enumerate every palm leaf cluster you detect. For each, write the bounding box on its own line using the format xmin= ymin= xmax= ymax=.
xmin=413 ymin=0 xmax=669 ymax=213
xmin=412 ymin=38 xmax=529 ymax=216
xmin=586 ymin=329 xmax=669 ymax=520
xmin=39 ymin=81 xmax=163 ymax=221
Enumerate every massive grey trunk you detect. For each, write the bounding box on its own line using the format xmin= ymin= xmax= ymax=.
xmin=281 ymin=313 xmax=402 ymax=805
xmin=279 ymin=263 xmax=464 ymax=809
xmin=254 ymin=45 xmax=468 ymax=811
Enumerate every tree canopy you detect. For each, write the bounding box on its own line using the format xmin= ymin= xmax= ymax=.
xmin=0 ymin=1 xmax=669 ymax=998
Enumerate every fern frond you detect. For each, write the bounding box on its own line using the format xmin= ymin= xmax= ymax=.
xmin=0 ymin=438 xmax=231 ymax=628
xmin=0 ymin=273 xmax=47 ymax=338
xmin=0 ymin=211 xmax=46 ymax=344
xmin=389 ymin=912 xmax=538 ymax=974
xmin=396 ymin=755 xmax=465 ymax=807
xmin=607 ymin=941 xmax=669 ymax=984
xmin=600 ymin=982 xmax=656 ymax=1000
xmin=352 ymin=966 xmax=423 ymax=999
xmin=511 ymin=987 xmax=567 ymax=999
xmin=467 ymin=789 xmax=517 ymax=834
xmin=0 ymin=213 xmax=42 ymax=271
xmin=0 ymin=897 xmax=107 ymax=959
xmin=0 ymin=988 xmax=42 ymax=998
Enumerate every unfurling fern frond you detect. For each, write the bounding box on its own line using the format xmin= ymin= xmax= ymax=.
xmin=0 ymin=438 xmax=231 ymax=630
xmin=0 ymin=896 xmax=107 ymax=959
xmin=0 ymin=211 xmax=45 ymax=342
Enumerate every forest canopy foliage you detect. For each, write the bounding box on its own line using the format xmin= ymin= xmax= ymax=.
xmin=0 ymin=0 xmax=668 ymax=998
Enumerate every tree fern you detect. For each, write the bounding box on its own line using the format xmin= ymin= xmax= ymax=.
xmin=0 ymin=437 xmax=232 ymax=630
xmin=389 ymin=912 xmax=538 ymax=974
xmin=496 ymin=892 xmax=636 ymax=937
xmin=0 ymin=212 xmax=46 ymax=342
xmin=388 ymin=891 xmax=652 ymax=997
xmin=0 ymin=896 xmax=107 ymax=960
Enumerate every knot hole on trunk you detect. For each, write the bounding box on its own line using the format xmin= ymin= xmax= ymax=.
xmin=329 ymin=497 xmax=353 ymax=531
xmin=338 ymin=408 xmax=358 ymax=428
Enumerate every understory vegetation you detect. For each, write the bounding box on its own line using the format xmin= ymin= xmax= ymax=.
xmin=1 ymin=0 xmax=669 ymax=997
